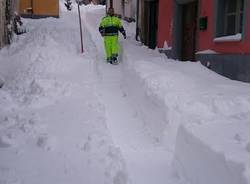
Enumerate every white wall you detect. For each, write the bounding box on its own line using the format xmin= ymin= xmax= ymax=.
xmin=106 ymin=0 xmax=136 ymax=20
xmin=106 ymin=0 xmax=122 ymax=15
xmin=124 ymin=0 xmax=136 ymax=19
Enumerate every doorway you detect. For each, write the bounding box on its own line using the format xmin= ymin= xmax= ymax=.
xmin=144 ymin=0 xmax=158 ymax=49
xmin=172 ymin=0 xmax=198 ymax=61
xmin=181 ymin=1 xmax=198 ymax=61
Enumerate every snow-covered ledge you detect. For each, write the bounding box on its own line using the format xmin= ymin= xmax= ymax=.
xmin=214 ymin=33 xmax=242 ymax=43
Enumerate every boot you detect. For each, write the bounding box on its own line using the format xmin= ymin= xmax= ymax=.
xmin=107 ymin=57 xmax=112 ymax=64
xmin=111 ymin=55 xmax=118 ymax=65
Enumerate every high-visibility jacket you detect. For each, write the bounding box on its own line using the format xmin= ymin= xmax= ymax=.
xmin=99 ymin=15 xmax=126 ymax=37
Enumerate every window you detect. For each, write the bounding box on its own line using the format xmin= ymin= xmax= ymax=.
xmin=216 ymin=0 xmax=245 ymax=37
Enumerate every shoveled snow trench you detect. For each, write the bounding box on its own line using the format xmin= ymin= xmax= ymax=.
xmin=82 ymin=7 xmax=184 ymax=184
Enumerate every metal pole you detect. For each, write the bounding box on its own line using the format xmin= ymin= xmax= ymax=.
xmin=77 ymin=3 xmax=84 ymax=53
xmin=135 ymin=0 xmax=139 ymax=41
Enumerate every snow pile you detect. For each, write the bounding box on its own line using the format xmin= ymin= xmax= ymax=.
xmin=83 ymin=5 xmax=250 ymax=184
xmin=122 ymin=45 xmax=250 ymax=184
xmin=0 ymin=4 xmax=129 ymax=184
xmin=123 ymin=41 xmax=250 ymax=184
xmin=175 ymin=125 xmax=249 ymax=184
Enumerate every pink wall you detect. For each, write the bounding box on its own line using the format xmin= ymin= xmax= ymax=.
xmin=157 ymin=0 xmax=250 ymax=54
xmin=198 ymin=0 xmax=250 ymax=54
xmin=157 ymin=0 xmax=173 ymax=48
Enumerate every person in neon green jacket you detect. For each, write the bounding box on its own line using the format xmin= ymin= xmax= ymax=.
xmin=99 ymin=7 xmax=126 ymax=64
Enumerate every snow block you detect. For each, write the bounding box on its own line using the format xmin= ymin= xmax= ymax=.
xmin=174 ymin=125 xmax=248 ymax=184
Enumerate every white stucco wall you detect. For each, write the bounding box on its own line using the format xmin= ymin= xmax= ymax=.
xmin=124 ymin=0 xmax=136 ymax=19
xmin=106 ymin=0 xmax=122 ymax=15
xmin=107 ymin=0 xmax=136 ymax=20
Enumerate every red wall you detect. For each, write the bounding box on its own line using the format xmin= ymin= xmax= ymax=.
xmin=157 ymin=0 xmax=173 ymax=48
xmin=198 ymin=1 xmax=250 ymax=54
xmin=157 ymin=0 xmax=250 ymax=54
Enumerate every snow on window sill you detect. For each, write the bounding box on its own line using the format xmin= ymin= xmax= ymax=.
xmin=196 ymin=49 xmax=218 ymax=54
xmin=158 ymin=47 xmax=172 ymax=51
xmin=213 ymin=33 xmax=242 ymax=43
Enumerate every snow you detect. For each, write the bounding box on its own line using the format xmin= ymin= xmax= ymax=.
xmin=0 ymin=2 xmax=250 ymax=184
xmin=159 ymin=40 xmax=172 ymax=50
xmin=214 ymin=33 xmax=242 ymax=42
xmin=196 ymin=49 xmax=218 ymax=54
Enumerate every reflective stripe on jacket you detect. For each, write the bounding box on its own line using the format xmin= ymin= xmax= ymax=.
xmin=99 ymin=15 xmax=125 ymax=36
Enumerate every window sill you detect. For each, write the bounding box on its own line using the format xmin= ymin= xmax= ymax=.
xmin=213 ymin=33 xmax=242 ymax=43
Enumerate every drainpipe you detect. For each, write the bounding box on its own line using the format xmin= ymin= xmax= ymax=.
xmin=135 ymin=0 xmax=139 ymax=41
xmin=110 ymin=0 xmax=113 ymax=8
xmin=122 ymin=0 xmax=125 ymax=19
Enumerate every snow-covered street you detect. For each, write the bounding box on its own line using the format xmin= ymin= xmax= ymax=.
xmin=1 ymin=3 xmax=250 ymax=184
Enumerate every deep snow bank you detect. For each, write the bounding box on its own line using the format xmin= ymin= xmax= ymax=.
xmin=83 ymin=5 xmax=250 ymax=184
xmin=121 ymin=44 xmax=250 ymax=184
xmin=0 ymin=6 xmax=130 ymax=183
xmin=122 ymin=47 xmax=250 ymax=183
xmin=175 ymin=125 xmax=248 ymax=184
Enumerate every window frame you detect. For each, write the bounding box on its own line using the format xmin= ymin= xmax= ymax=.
xmin=224 ymin=0 xmax=243 ymax=35
xmin=214 ymin=0 xmax=247 ymax=41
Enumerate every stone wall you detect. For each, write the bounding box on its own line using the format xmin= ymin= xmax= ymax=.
xmin=196 ymin=54 xmax=250 ymax=82
xmin=0 ymin=0 xmax=19 ymax=49
xmin=0 ymin=0 xmax=6 ymax=48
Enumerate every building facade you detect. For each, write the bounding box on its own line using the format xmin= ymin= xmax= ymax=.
xmin=157 ymin=0 xmax=250 ymax=82
xmin=19 ymin=0 xmax=59 ymax=18
xmin=136 ymin=0 xmax=159 ymax=49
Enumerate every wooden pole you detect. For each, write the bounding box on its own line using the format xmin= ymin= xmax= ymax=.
xmin=77 ymin=3 xmax=84 ymax=53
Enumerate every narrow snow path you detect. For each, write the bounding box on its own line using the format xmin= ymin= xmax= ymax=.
xmin=95 ymin=56 xmax=182 ymax=184
xmin=85 ymin=23 xmax=184 ymax=184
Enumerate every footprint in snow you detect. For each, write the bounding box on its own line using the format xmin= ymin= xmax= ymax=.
xmin=37 ymin=134 xmax=57 ymax=151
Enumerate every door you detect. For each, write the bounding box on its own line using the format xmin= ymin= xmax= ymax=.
xmin=144 ymin=0 xmax=158 ymax=49
xmin=181 ymin=1 xmax=197 ymax=61
xmin=33 ymin=0 xmax=59 ymax=17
